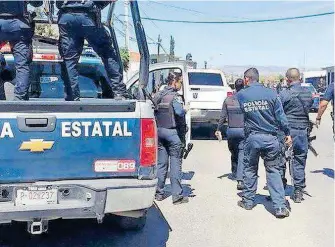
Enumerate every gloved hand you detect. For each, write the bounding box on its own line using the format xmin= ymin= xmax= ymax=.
xmin=315 ymin=118 xmax=321 ymax=128
xmin=215 ymin=130 xmax=222 ymax=142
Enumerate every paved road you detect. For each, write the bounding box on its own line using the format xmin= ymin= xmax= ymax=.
xmin=0 ymin=113 xmax=333 ymax=247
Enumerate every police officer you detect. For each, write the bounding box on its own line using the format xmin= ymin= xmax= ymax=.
xmin=215 ymin=78 xmax=245 ymax=190
xmin=279 ymin=68 xmax=313 ymax=203
xmin=154 ymin=72 xmax=189 ymax=205
xmin=56 ymin=0 xmax=128 ymax=101
xmin=0 ymin=1 xmax=43 ymax=100
xmin=316 ymin=82 xmax=334 ymax=137
xmin=236 ymin=68 xmax=292 ymax=218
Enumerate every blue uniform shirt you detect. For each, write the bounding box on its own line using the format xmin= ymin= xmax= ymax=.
xmin=279 ymin=81 xmax=313 ymax=129
xmin=236 ymin=82 xmax=290 ymax=136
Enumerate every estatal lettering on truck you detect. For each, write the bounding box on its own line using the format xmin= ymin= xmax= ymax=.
xmin=0 ymin=121 xmax=133 ymax=139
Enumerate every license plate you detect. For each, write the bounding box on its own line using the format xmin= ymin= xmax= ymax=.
xmin=16 ymin=188 xmax=58 ymax=206
xmin=40 ymin=76 xmax=58 ymax=84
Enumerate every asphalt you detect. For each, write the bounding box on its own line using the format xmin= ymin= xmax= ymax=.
xmin=0 ymin=113 xmax=333 ymax=247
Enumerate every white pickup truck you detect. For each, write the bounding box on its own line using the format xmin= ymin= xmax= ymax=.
xmin=127 ymin=62 xmax=233 ymax=134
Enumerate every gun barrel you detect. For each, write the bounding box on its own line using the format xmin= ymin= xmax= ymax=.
xmin=308 ymin=144 xmax=318 ymax=157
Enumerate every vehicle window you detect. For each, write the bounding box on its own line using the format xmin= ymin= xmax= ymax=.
xmin=188 ymin=72 xmax=223 ymax=86
xmin=6 ymin=61 xmax=101 ymax=99
xmin=305 ymin=85 xmax=316 ymax=93
xmin=129 ymin=68 xmax=183 ymax=97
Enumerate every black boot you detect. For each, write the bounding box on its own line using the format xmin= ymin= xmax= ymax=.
xmin=237 ymin=181 xmax=245 ymax=190
xmin=275 ymin=207 xmax=290 ymax=218
xmin=237 ymin=200 xmax=255 ymax=210
xmin=173 ymin=196 xmax=189 ymax=205
xmin=292 ymin=189 xmax=303 ymax=203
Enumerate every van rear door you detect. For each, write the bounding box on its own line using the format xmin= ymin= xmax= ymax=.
xmin=187 ymin=70 xmax=232 ymax=110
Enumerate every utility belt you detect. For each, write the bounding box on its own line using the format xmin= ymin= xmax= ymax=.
xmin=247 ymin=131 xmax=277 ymax=137
xmin=59 ymin=7 xmax=102 ymax=28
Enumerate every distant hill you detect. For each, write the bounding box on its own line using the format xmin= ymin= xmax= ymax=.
xmin=221 ymin=65 xmax=320 ymax=76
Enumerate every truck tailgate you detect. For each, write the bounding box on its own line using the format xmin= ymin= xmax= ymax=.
xmin=0 ymin=100 xmax=143 ymax=183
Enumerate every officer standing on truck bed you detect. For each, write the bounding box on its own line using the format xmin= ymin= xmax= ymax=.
xmin=154 ymin=72 xmax=189 ymax=205
xmin=56 ymin=0 xmax=128 ymax=101
xmin=215 ymin=78 xmax=245 ymax=190
xmin=0 ymin=1 xmax=43 ymax=100
xmin=236 ymin=68 xmax=292 ymax=218
xmin=279 ymin=68 xmax=313 ymax=203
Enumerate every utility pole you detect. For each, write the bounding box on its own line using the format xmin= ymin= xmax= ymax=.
xmin=157 ymin=35 xmax=162 ymax=63
xmin=124 ymin=0 xmax=130 ymax=51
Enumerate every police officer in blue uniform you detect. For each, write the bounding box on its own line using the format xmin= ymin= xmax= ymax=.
xmin=154 ymin=72 xmax=189 ymax=205
xmin=0 ymin=1 xmax=43 ymax=100
xmin=316 ymin=82 xmax=334 ymax=137
xmin=56 ymin=0 xmax=128 ymax=101
xmin=215 ymin=78 xmax=245 ymax=190
xmin=236 ymin=68 xmax=292 ymax=218
xmin=279 ymin=68 xmax=313 ymax=203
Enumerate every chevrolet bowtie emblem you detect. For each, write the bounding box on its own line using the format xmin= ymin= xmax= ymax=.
xmin=20 ymin=139 xmax=54 ymax=153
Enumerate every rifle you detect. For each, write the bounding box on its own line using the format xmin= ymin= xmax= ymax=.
xmin=176 ymin=117 xmax=193 ymax=160
xmin=307 ymin=121 xmax=318 ymax=157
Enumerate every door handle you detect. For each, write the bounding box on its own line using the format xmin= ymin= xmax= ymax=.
xmin=17 ymin=116 xmax=56 ymax=132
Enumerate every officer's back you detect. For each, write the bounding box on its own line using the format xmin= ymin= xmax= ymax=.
xmin=153 ymin=72 xmax=188 ymax=205
xmin=237 ymin=80 xmax=290 ymax=136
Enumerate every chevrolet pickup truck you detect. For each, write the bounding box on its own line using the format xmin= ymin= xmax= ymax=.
xmin=0 ymin=1 xmax=156 ymax=234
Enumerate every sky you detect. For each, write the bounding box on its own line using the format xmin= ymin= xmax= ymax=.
xmin=105 ymin=1 xmax=334 ymax=69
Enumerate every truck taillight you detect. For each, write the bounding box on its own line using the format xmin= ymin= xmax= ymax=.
xmin=0 ymin=42 xmax=11 ymax=53
xmin=227 ymin=91 xmax=233 ymax=97
xmin=33 ymin=54 xmax=59 ymax=60
xmin=140 ymin=119 xmax=157 ymax=167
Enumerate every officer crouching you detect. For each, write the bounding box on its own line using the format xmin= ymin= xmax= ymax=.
xmin=279 ymin=68 xmax=313 ymax=203
xmin=153 ymin=72 xmax=189 ymax=205
xmin=215 ymin=79 xmax=245 ymax=190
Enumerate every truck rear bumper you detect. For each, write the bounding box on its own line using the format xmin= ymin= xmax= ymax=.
xmin=0 ymin=178 xmax=157 ymax=224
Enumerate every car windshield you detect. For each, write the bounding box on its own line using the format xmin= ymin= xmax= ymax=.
xmin=188 ymin=72 xmax=224 ymax=86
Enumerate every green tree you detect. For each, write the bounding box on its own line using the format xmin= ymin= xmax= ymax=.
xmin=120 ymin=48 xmax=130 ymax=72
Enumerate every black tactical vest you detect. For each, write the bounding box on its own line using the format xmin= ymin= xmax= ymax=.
xmin=226 ymin=95 xmax=244 ymax=128
xmin=154 ymin=89 xmax=177 ymax=129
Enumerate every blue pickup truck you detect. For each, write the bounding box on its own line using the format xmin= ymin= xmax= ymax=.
xmin=0 ymin=1 xmax=156 ymax=235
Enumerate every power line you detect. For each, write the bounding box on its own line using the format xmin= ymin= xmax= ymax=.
xmin=120 ymin=11 xmax=334 ymax=24
xmin=148 ymin=0 xmax=251 ymax=21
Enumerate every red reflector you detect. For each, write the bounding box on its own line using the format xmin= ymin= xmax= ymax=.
xmin=33 ymin=54 xmax=58 ymax=60
xmin=140 ymin=119 xmax=157 ymax=167
xmin=227 ymin=91 xmax=233 ymax=97
xmin=0 ymin=42 xmax=11 ymax=53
